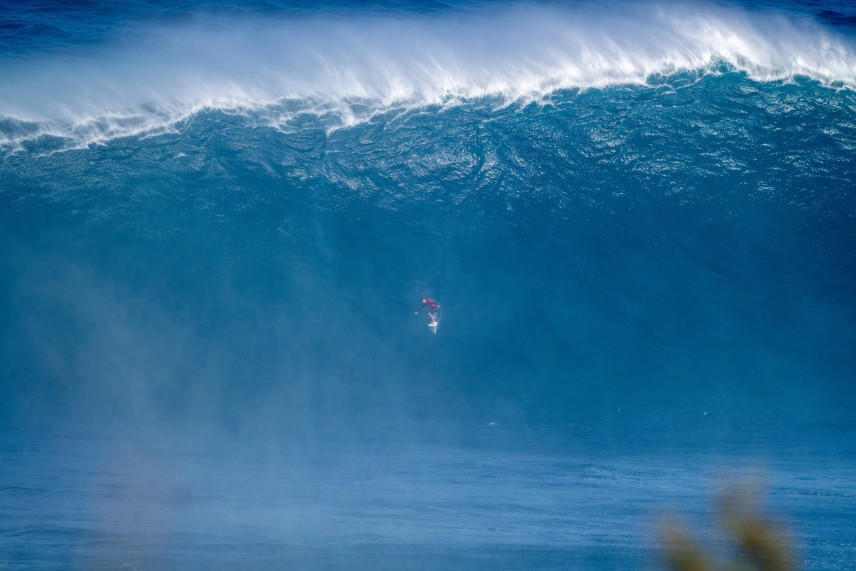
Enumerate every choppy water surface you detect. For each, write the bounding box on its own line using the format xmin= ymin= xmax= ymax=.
xmin=1 ymin=0 xmax=855 ymax=568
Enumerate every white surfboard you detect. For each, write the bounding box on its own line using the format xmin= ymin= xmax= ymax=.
xmin=428 ymin=321 xmax=439 ymax=335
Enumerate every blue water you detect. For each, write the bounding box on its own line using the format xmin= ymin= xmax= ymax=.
xmin=2 ymin=0 xmax=856 ymax=569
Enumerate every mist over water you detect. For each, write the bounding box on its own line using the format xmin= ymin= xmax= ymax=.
xmin=2 ymin=0 xmax=856 ymax=569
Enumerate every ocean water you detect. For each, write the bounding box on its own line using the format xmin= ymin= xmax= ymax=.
xmin=2 ymin=0 xmax=856 ymax=569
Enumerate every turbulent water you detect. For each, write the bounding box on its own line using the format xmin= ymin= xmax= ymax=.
xmin=2 ymin=0 xmax=855 ymax=569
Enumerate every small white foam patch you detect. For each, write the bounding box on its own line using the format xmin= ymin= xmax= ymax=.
xmin=1 ymin=0 xmax=854 ymax=151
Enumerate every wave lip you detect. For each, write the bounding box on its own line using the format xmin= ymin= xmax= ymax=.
xmin=1 ymin=1 xmax=855 ymax=152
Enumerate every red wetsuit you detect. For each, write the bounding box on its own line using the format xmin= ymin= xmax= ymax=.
xmin=419 ymin=298 xmax=440 ymax=311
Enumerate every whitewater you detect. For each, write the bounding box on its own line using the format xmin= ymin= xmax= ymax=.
xmin=1 ymin=0 xmax=855 ymax=569
xmin=2 ymin=1 xmax=856 ymax=152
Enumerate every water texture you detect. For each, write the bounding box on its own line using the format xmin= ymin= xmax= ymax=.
xmin=1 ymin=0 xmax=855 ymax=569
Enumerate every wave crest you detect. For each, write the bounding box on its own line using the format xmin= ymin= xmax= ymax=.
xmin=1 ymin=1 xmax=855 ymax=152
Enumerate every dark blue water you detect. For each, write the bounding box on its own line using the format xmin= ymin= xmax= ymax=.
xmin=1 ymin=0 xmax=855 ymax=569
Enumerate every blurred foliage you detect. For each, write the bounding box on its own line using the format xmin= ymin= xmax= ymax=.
xmin=661 ymin=486 xmax=794 ymax=571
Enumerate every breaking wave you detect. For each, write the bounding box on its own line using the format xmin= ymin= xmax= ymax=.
xmin=1 ymin=1 xmax=855 ymax=153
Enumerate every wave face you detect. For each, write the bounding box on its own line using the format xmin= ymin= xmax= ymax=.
xmin=1 ymin=0 xmax=856 ymax=444
xmin=3 ymin=2 xmax=856 ymax=569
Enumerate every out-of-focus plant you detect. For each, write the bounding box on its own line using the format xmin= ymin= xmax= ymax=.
xmin=660 ymin=486 xmax=794 ymax=571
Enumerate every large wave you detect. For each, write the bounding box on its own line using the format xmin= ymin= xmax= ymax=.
xmin=3 ymin=67 xmax=855 ymax=432
xmin=1 ymin=1 xmax=855 ymax=152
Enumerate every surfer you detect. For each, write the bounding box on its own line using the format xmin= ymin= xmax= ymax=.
xmin=414 ymin=298 xmax=440 ymax=327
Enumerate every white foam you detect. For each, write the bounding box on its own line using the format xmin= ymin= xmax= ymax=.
xmin=1 ymin=0 xmax=854 ymax=151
